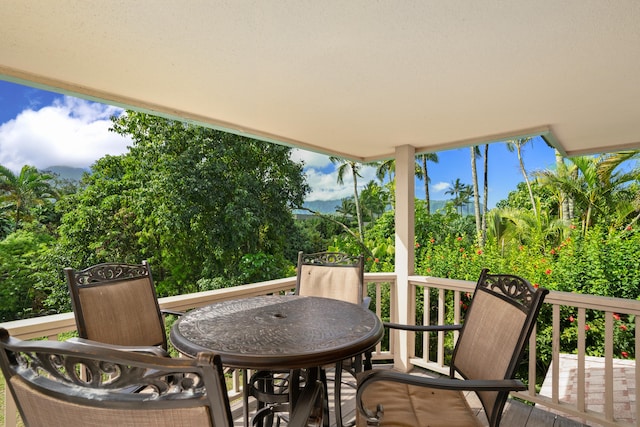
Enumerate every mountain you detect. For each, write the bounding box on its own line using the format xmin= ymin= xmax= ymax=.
xmin=301 ymin=200 xmax=343 ymax=214
xmin=41 ymin=166 xmax=90 ymax=181
xmin=299 ymin=199 xmax=450 ymax=215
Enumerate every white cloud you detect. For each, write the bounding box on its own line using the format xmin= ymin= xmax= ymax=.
xmin=432 ymin=181 xmax=450 ymax=193
xmin=0 ymin=97 xmax=131 ymax=173
xmin=303 ymin=162 xmax=378 ymax=202
xmin=290 ymin=149 xmax=332 ymax=169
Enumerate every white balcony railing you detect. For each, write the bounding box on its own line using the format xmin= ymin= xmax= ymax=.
xmin=2 ymin=273 xmax=638 ymax=427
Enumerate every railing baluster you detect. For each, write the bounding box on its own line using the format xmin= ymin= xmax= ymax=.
xmin=453 ymin=290 xmax=460 ymax=344
xmin=528 ymin=324 xmax=537 ymax=396
xmin=423 ymin=286 xmax=430 ymax=363
xmin=577 ymin=307 xmax=586 ymax=414
xmin=437 ymin=288 xmax=445 ymax=367
xmin=605 ymin=311 xmax=614 ymax=422
xmin=552 ymin=303 xmax=560 ymax=405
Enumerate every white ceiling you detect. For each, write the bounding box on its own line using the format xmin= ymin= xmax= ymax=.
xmin=1 ymin=1 xmax=640 ymax=161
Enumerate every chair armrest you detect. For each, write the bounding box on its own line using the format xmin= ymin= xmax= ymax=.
xmin=161 ymin=309 xmax=185 ymax=317
xmin=288 ymin=380 xmax=324 ymax=427
xmin=358 ymin=369 xmax=525 ymax=392
xmin=67 ymin=338 xmax=170 ymax=357
xmin=383 ymin=322 xmax=462 ymax=332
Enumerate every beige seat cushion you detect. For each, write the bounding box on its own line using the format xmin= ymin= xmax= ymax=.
xmin=357 ymin=379 xmax=483 ymax=427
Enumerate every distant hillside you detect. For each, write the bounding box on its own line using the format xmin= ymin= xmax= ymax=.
xmin=298 ymin=198 xmax=450 ymax=215
xmin=41 ymin=166 xmax=90 ymax=181
xmin=301 ymin=200 xmax=343 ymax=214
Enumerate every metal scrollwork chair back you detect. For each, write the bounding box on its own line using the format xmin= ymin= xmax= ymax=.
xmin=357 ymin=268 xmax=549 ymax=427
xmin=0 ymin=328 xmax=325 ymax=427
xmin=0 ymin=327 xmax=234 ymax=427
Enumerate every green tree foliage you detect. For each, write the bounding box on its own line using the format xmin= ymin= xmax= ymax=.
xmin=0 ymin=230 xmax=55 ymax=320
xmin=54 ymin=112 xmax=309 ymax=296
xmin=329 ymin=157 xmax=365 ymax=241
xmin=0 ymin=165 xmax=58 ymax=234
xmin=537 ymin=151 xmax=640 ymax=232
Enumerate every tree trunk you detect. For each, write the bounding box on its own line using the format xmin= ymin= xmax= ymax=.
xmin=423 ymin=156 xmax=430 ymax=214
xmin=517 ymin=145 xmax=537 ymax=217
xmin=352 ymin=166 xmax=364 ymax=241
xmin=555 ymin=149 xmax=573 ymax=221
xmin=480 ymin=144 xmax=489 ymax=246
xmin=471 ymin=147 xmax=481 ymax=237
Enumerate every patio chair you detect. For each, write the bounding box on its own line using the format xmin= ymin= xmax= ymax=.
xmin=65 ymin=260 xmax=183 ymax=355
xmin=0 ymin=327 xmax=324 ymax=427
xmin=356 ymin=268 xmax=549 ymax=427
xmin=296 ymin=251 xmax=367 ymax=427
xmin=247 ymin=251 xmax=367 ymax=427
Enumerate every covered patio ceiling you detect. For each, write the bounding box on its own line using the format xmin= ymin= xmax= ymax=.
xmin=1 ymin=1 xmax=639 ymax=162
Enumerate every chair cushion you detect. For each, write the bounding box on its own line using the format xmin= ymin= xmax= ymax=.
xmin=357 ymin=379 xmax=483 ymax=427
xmin=78 ymin=277 xmax=165 ymax=347
xmin=298 ymin=265 xmax=361 ymax=304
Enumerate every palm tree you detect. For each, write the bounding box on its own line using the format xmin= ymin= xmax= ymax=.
xmin=416 ymin=153 xmax=439 ymax=214
xmin=486 ymin=206 xmax=566 ymax=252
xmin=360 ymin=180 xmax=388 ymax=221
xmin=335 ymin=198 xmax=356 ymax=219
xmin=330 ymin=157 xmax=365 ymax=240
xmin=459 ymin=185 xmax=473 ymax=215
xmin=374 ymin=159 xmax=395 ymax=183
xmin=445 ymin=178 xmax=469 ymax=215
xmin=470 ymin=146 xmax=481 ymax=237
xmin=537 ymin=151 xmax=640 ymax=232
xmin=480 ymin=144 xmax=489 ymax=246
xmin=0 ymin=165 xmax=57 ymax=231
xmin=506 ymin=137 xmax=537 ymax=217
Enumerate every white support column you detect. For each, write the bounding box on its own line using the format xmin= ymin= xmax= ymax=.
xmin=393 ymin=145 xmax=415 ymax=372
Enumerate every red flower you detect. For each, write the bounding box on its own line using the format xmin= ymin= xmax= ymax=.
xmin=374 ymin=258 xmax=379 ymax=263
xmin=622 ymin=351 xmax=629 ymax=358
xmin=613 ymin=313 xmax=621 ymax=321
xmin=477 ymin=250 xmax=483 ymax=255
xmin=429 ymin=238 xmax=435 ymax=244
xmin=550 ymin=249 xmax=556 ymax=255
xmin=626 ymin=225 xmax=633 ymax=231
xmin=568 ymin=315 xmax=575 ymax=323
xmin=545 ymin=269 xmax=552 ymax=275
xmin=585 ymin=324 xmax=591 ymax=331
xmin=620 ymin=324 xmax=628 ymax=331
xmin=570 ymin=224 xmax=576 ymax=229
xmin=456 ymin=236 xmax=462 ymax=241
xmin=459 ymin=248 xmax=464 ymax=252
xmin=415 ymin=242 xmax=420 ymax=248
xmin=533 ymin=283 xmax=539 ymax=289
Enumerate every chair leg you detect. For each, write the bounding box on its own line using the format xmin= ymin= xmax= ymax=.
xmin=334 ymin=361 xmax=344 ymax=427
xmin=243 ymin=369 xmax=250 ymax=427
xmin=318 ymin=368 xmax=330 ymax=427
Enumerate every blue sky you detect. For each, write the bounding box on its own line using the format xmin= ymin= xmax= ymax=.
xmin=0 ymin=80 xmax=557 ymax=208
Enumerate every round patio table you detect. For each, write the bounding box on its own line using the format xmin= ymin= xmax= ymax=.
xmin=170 ymin=294 xmax=383 ymax=370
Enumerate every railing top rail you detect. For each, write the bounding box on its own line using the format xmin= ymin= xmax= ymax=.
xmin=409 ymin=275 xmax=640 ymax=315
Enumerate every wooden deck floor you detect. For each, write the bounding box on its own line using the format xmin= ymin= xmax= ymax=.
xmin=230 ymin=367 xmax=589 ymax=427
